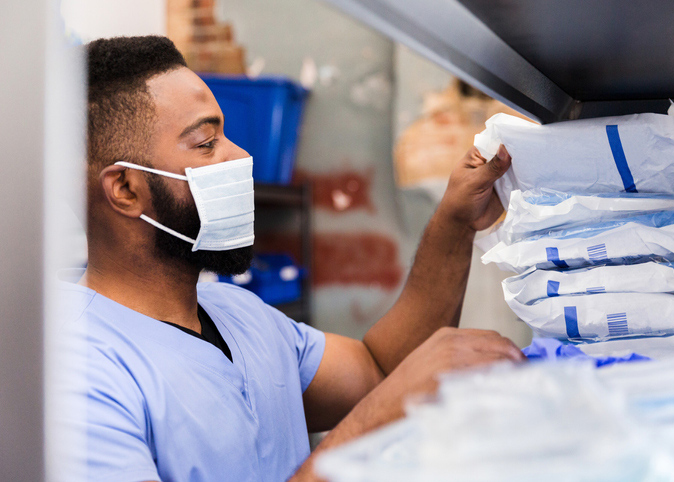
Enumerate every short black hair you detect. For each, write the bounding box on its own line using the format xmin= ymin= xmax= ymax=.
xmin=86 ymin=36 xmax=187 ymax=176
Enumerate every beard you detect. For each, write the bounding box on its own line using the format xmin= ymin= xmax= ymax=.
xmin=146 ymin=174 xmax=253 ymax=277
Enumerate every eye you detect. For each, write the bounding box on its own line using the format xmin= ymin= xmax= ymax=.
xmin=198 ymin=138 xmax=218 ymax=149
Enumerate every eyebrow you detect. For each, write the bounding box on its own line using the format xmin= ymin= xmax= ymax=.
xmin=178 ymin=115 xmax=222 ymax=138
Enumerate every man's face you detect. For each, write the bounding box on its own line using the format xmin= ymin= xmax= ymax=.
xmin=143 ymin=67 xmax=253 ymax=276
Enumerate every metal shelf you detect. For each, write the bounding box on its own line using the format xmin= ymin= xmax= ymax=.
xmin=322 ymin=0 xmax=674 ymax=123
xmin=254 ymin=182 xmax=313 ymax=325
xmin=254 ymin=183 xmax=305 ymax=207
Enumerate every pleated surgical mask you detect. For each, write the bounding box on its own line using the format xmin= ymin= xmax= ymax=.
xmin=114 ymin=157 xmax=254 ymax=251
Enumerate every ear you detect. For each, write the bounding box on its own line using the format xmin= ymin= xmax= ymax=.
xmin=99 ymin=164 xmax=151 ymax=218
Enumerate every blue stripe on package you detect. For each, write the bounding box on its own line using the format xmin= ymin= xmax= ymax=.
xmin=546 ymin=280 xmax=560 ymax=297
xmin=523 ymin=338 xmax=651 ymax=368
xmin=546 ymin=247 xmax=570 ymax=269
xmin=564 ymin=306 xmax=581 ymax=339
xmin=606 ymin=125 xmax=638 ymax=193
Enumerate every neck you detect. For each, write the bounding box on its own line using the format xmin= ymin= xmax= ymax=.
xmin=81 ymin=244 xmax=202 ymax=332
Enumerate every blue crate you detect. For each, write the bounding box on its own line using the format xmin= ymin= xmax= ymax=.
xmin=219 ymin=254 xmax=303 ymax=305
xmin=200 ymin=74 xmax=309 ymax=184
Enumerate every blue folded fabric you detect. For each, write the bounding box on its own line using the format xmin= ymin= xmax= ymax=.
xmin=522 ymin=338 xmax=651 ymax=368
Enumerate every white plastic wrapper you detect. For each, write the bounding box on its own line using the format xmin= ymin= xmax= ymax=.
xmin=504 ymin=262 xmax=674 ymax=306
xmin=507 ymin=292 xmax=674 ymax=341
xmin=482 ymin=211 xmax=674 ymax=273
xmin=316 ymin=363 xmax=672 ymax=482
xmin=474 ymin=112 xmax=674 ymax=208
xmin=500 ymin=189 xmax=674 ymax=244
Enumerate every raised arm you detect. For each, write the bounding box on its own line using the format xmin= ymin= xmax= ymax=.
xmin=300 ymin=146 xmax=523 ymax=441
xmin=363 ymin=145 xmax=513 ymax=374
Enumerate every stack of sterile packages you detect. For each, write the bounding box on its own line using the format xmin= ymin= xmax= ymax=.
xmin=316 ymin=361 xmax=674 ymax=482
xmin=474 ymin=110 xmax=674 ymax=341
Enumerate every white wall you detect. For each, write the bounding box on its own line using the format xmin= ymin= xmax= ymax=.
xmin=60 ymin=0 xmax=166 ymax=41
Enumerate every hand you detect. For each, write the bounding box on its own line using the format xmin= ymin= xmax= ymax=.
xmin=441 ymin=145 xmax=511 ymax=232
xmin=369 ymin=327 xmax=525 ymax=420
xmin=288 ymin=327 xmax=525 ymax=481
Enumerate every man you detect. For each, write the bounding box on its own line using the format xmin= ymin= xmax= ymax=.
xmin=56 ymin=35 xmax=524 ymax=482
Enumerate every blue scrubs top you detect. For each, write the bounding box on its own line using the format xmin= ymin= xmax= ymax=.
xmin=54 ymin=280 xmax=326 ymax=482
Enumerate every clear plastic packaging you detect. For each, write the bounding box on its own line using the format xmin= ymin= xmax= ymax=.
xmin=481 ymin=210 xmax=674 ymax=273
xmin=316 ymin=362 xmax=672 ymax=482
xmin=500 ymin=189 xmax=674 ymax=244
xmin=504 ymin=262 xmax=674 ymax=306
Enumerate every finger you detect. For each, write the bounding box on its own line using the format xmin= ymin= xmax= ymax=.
xmin=472 ymin=144 xmax=511 ymax=186
xmin=452 ymin=328 xmax=499 ymax=337
xmin=454 ymin=352 xmax=514 ymax=370
xmin=494 ymin=336 xmax=527 ymax=361
xmin=472 ymin=336 xmax=526 ymax=361
xmin=465 ymin=147 xmax=488 ymax=167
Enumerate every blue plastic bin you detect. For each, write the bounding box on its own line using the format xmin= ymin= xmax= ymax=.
xmin=219 ymin=254 xmax=303 ymax=305
xmin=200 ymin=74 xmax=309 ymax=184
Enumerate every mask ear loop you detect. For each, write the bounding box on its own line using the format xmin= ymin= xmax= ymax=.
xmin=139 ymin=214 xmax=197 ymax=244
xmin=113 ymin=161 xmax=197 ymax=246
xmin=114 ymin=161 xmax=188 ymax=181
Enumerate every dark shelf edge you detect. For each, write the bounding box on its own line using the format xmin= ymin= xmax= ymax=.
xmin=254 ymin=183 xmax=304 ymax=207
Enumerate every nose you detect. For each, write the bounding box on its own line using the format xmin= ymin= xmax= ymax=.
xmin=225 ymin=138 xmax=250 ymax=161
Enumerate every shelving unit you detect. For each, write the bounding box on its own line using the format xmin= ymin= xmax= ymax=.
xmin=254 ymin=182 xmax=313 ymax=325
xmin=323 ymin=0 xmax=674 ymax=124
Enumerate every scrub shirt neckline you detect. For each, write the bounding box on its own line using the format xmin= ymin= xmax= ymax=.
xmin=64 ymin=280 xmax=252 ymax=407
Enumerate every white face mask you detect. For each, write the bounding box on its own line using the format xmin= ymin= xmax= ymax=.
xmin=114 ymin=157 xmax=255 ymax=252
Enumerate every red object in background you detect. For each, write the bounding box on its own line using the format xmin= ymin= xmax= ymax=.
xmin=314 ymin=233 xmax=401 ymax=289
xmin=294 ymin=167 xmax=375 ymax=214
xmin=255 ymin=232 xmax=403 ymax=291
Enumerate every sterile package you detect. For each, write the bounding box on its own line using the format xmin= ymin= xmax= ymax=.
xmin=581 ymin=334 xmax=674 ymax=361
xmin=507 ymin=291 xmax=674 ymax=341
xmin=499 ymin=189 xmax=674 ymax=244
xmin=316 ymin=362 xmax=672 ymax=482
xmin=598 ymin=360 xmax=674 ymax=450
xmin=474 ymin=111 xmax=674 ymax=208
xmin=504 ymin=262 xmax=674 ymax=306
xmin=599 ymin=359 xmax=674 ymax=425
xmin=482 ymin=210 xmax=674 ymax=273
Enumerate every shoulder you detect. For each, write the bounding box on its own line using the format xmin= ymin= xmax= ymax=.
xmin=55 ymin=281 xmax=97 ymax=329
xmin=196 ymin=281 xmax=300 ymax=343
xmin=196 ymin=281 xmax=274 ymax=316
xmin=55 ymin=282 xmax=153 ymax=386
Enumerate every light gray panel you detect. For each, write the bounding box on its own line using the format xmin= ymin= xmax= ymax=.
xmin=0 ymin=0 xmax=46 ymax=480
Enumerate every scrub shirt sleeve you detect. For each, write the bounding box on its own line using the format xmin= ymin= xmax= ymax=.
xmin=69 ymin=347 xmax=160 ymax=482
xmin=267 ymin=307 xmax=326 ymax=392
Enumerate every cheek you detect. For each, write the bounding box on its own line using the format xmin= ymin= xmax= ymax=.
xmin=177 ymin=182 xmax=194 ymax=202
xmin=162 ymin=179 xmax=195 ymax=212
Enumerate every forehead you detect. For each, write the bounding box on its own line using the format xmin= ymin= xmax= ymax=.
xmin=146 ymin=67 xmax=222 ymax=135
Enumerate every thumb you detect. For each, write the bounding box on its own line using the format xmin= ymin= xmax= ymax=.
xmin=477 ymin=144 xmax=511 ymax=184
